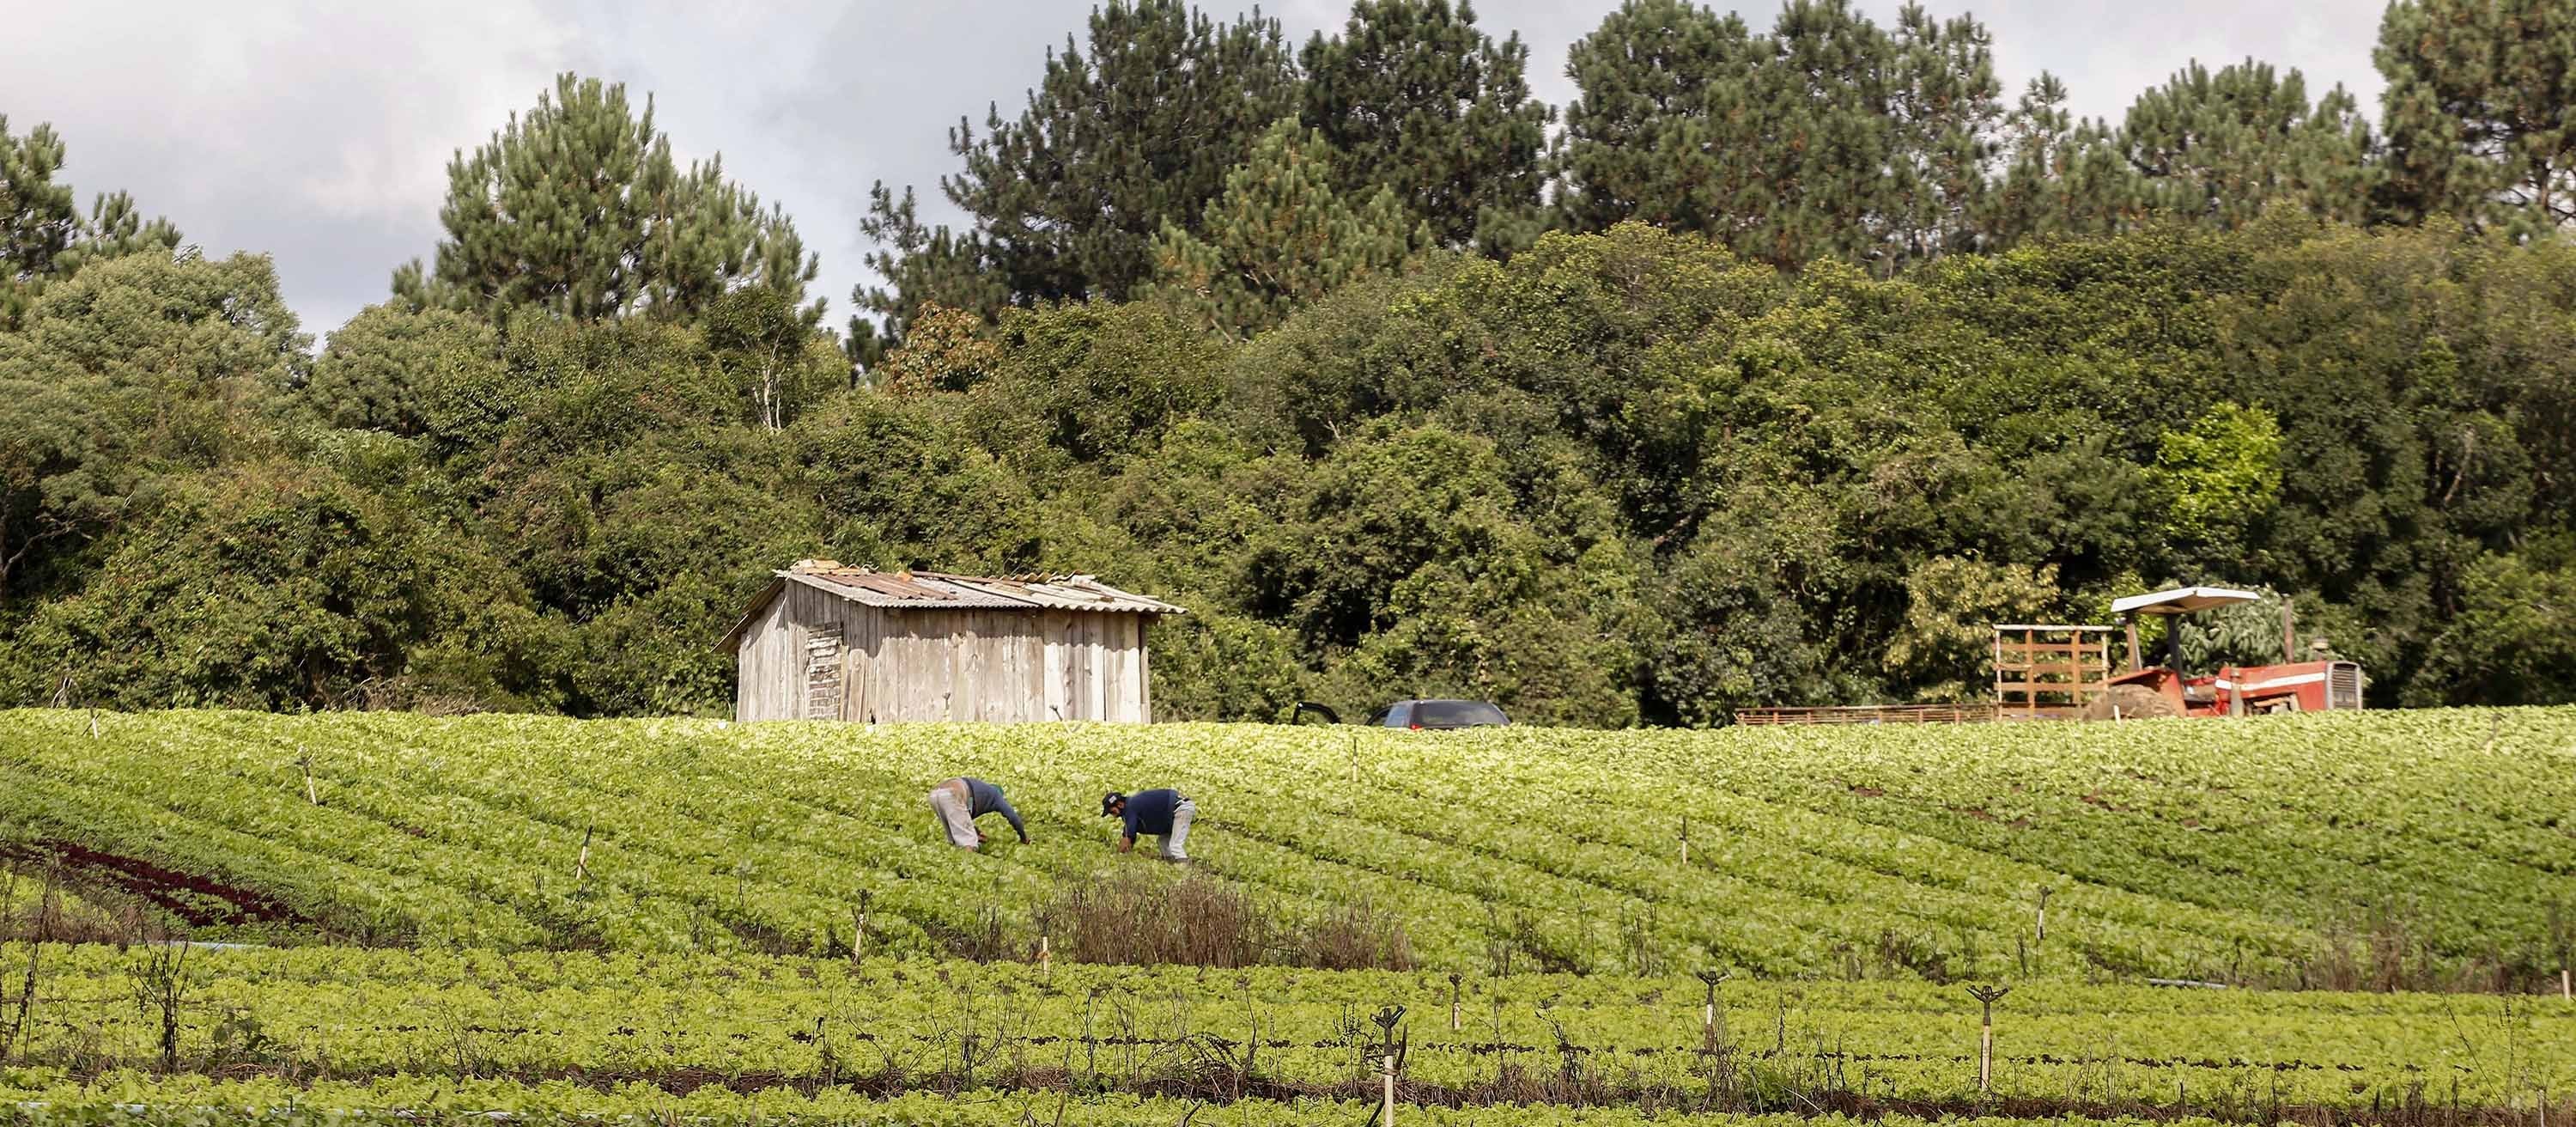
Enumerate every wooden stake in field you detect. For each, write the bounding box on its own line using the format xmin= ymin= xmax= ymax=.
xmin=1447 ymin=972 xmax=1461 ymax=1033
xmin=1369 ymin=1005 xmax=1405 ymax=1127
xmin=1039 ymin=932 xmax=1053 ymax=983
xmin=1381 ymin=1051 xmax=1396 ymax=1127
xmin=851 ymin=890 xmax=872 ymax=965
xmin=2035 ymin=886 xmax=2054 ymax=942
xmin=1696 ymin=969 xmax=1733 ymax=1050
xmin=1679 ymin=817 xmax=1691 ymax=867
xmin=574 ymin=823 xmax=593 ymax=883
xmin=1966 ymin=984 xmax=2011 ymax=1096
xmin=299 ymin=748 xmax=319 ymax=807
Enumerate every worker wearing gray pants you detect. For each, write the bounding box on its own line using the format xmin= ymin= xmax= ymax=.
xmin=1100 ymin=789 xmax=1194 ymax=861
xmin=927 ymin=777 xmax=1029 ymax=851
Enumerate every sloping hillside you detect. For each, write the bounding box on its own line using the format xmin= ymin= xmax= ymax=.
xmin=2 ymin=707 xmax=2569 ymax=985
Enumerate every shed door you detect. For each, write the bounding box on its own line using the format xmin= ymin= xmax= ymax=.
xmin=804 ymin=624 xmax=845 ymax=721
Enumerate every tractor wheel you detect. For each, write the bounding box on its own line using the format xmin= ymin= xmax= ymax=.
xmin=2081 ymin=684 xmax=2181 ymax=722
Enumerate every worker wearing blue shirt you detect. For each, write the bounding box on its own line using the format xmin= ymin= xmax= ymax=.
xmin=1100 ymin=788 xmax=1194 ymax=861
xmin=927 ymin=777 xmax=1029 ymax=850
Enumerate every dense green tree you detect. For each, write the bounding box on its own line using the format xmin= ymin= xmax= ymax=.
xmin=0 ymin=252 xmax=303 ymax=606
xmin=980 ymin=301 xmax=1229 ymax=465
xmin=1 ymin=116 xmax=81 ymax=331
xmin=302 ymin=305 xmax=501 ymax=436
xmin=859 ymin=0 xmax=1298 ymax=327
xmin=1147 ymin=120 xmax=1428 ymax=338
xmin=2220 ymin=221 xmax=2571 ymax=691
xmin=1643 ymin=509 xmax=1844 ymax=724
xmin=1297 ymin=0 xmax=1550 ymax=248
xmin=1144 ymin=609 xmax=1310 ymax=722
xmin=1884 ymin=557 xmax=2063 ymax=700
xmin=1364 ymin=222 xmax=1782 ymax=542
xmin=2 ymin=115 xmax=182 ymax=330
xmin=2376 ymin=0 xmax=2576 ymax=235
xmin=2407 ymin=548 xmax=2576 ymax=705
xmin=851 ymin=186 xmax=1008 ymax=344
xmin=434 ymin=314 xmax=827 ymax=716
xmin=6 ymin=460 xmax=526 ymax=710
xmin=394 ymin=74 xmax=819 ymax=323
xmin=2146 ymin=400 xmax=2284 ymax=548
xmin=841 ymin=312 xmax=888 ymax=376
xmin=871 ymin=303 xmax=1001 ymax=397
xmin=2119 ymin=59 xmax=2379 ymax=228
xmin=1230 ymin=421 xmax=1641 ymax=725
xmin=793 ymin=390 xmax=1039 ymax=574
xmin=1868 ymin=2 xmax=2008 ymax=269
xmin=702 ymin=286 xmax=848 ymax=431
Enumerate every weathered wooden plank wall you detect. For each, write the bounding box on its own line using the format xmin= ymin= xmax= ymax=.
xmin=735 ymin=582 xmax=1158 ymax=722
xmin=732 ymin=593 xmax=797 ymax=722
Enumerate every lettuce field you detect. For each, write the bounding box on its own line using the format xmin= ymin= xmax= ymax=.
xmin=1 ymin=947 xmax=2569 ymax=1112
xmin=3 ymin=707 xmax=2571 ymax=983
xmin=0 ymin=707 xmax=2571 ymax=1123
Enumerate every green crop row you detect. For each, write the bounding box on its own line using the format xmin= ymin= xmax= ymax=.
xmin=19 ymin=1072 xmax=2461 ymax=1127
xmin=0 ymin=706 xmax=2569 ymax=983
xmin=4 ymin=945 xmax=2568 ymax=1108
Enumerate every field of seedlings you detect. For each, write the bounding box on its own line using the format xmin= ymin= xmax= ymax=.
xmin=3 ymin=707 xmax=2572 ymax=985
xmin=0 ymin=707 xmax=2571 ymax=1124
xmin=0 ymin=947 xmax=2568 ymax=1112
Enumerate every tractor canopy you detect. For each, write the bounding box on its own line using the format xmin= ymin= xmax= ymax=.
xmin=2109 ymin=585 xmax=2260 ymax=617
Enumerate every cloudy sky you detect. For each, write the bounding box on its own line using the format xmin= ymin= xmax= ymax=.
xmin=3 ymin=1 xmax=2387 ymax=342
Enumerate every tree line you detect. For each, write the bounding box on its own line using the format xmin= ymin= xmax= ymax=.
xmin=2 ymin=0 xmax=2573 ymax=722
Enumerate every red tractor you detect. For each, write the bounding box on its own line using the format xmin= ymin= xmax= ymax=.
xmin=2082 ymin=586 xmax=2366 ymax=719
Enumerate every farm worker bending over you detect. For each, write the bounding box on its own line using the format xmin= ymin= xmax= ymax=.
xmin=1101 ymin=789 xmax=1195 ymax=861
xmin=927 ymin=777 xmax=1029 ymax=851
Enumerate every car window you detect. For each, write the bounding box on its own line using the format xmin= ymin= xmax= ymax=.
xmin=1364 ymin=706 xmax=1391 ymax=726
xmin=1413 ymin=700 xmax=1508 ymax=727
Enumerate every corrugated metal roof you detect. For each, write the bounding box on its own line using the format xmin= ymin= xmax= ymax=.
xmin=717 ymin=564 xmax=1185 ymax=654
xmin=783 ymin=563 xmax=1185 ymax=614
xmin=917 ymin=572 xmax=1189 ymax=614
xmin=792 ymin=569 xmax=1031 ymax=610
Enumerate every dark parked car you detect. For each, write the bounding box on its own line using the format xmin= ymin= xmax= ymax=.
xmin=1285 ymin=699 xmax=1511 ymax=729
xmin=1365 ymin=699 xmax=1510 ymax=730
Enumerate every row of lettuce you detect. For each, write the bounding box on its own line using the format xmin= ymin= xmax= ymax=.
xmin=1 ymin=708 xmax=2569 ymax=981
xmin=3 ymin=946 xmax=2566 ymax=1107
xmin=26 ymin=1077 xmax=2516 ymax=1127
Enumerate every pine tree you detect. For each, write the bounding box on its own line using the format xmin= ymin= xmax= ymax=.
xmin=1147 ymin=119 xmax=1428 ymax=338
xmin=1746 ymin=0 xmax=1912 ymax=271
xmin=854 ymin=185 xmax=1006 ymax=342
xmin=2118 ymin=58 xmax=2379 ymax=228
xmin=1558 ymin=0 xmax=1760 ymax=237
xmin=1560 ymin=0 xmax=2004 ymax=274
xmin=394 ymin=73 xmax=819 ymax=324
xmin=1984 ymin=75 xmax=2142 ymax=243
xmin=0 ymin=117 xmax=78 ymax=313
xmin=2 ymin=116 xmax=181 ymax=330
xmin=858 ymin=0 xmax=1298 ymax=332
xmin=1882 ymin=3 xmax=2006 ymax=266
xmin=2376 ymin=0 xmax=2576 ymax=235
xmin=1298 ymin=0 xmax=1550 ymax=249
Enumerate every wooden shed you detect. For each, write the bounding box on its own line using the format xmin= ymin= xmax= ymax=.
xmin=719 ymin=560 xmax=1185 ymax=723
